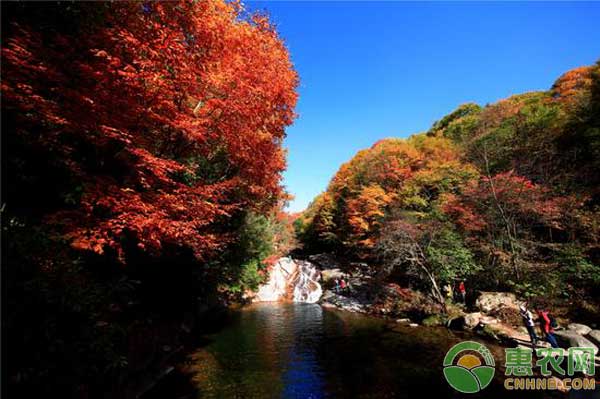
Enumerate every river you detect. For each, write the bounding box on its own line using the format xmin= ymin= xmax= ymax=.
xmin=144 ymin=302 xmax=571 ymax=398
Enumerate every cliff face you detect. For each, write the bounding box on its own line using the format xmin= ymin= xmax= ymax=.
xmin=254 ymin=257 xmax=323 ymax=303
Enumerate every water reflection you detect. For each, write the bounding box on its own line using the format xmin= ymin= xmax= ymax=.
xmin=179 ymin=303 xmax=563 ymax=399
xmin=282 ymin=305 xmax=325 ymax=399
xmin=184 ymin=304 xmax=326 ymax=398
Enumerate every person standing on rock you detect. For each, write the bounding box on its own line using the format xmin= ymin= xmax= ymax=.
xmin=334 ymin=279 xmax=340 ymax=293
xmin=536 ymin=306 xmax=559 ymax=348
xmin=340 ymin=278 xmax=347 ymax=293
xmin=458 ymin=280 xmax=466 ymax=304
xmin=443 ymin=283 xmax=453 ymax=302
xmin=520 ymin=304 xmax=538 ymax=347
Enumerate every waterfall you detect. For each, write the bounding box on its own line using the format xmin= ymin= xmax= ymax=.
xmin=292 ymin=260 xmax=323 ymax=303
xmin=254 ymin=257 xmax=323 ymax=303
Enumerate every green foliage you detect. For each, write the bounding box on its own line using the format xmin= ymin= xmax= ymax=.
xmin=557 ymin=245 xmax=600 ymax=288
xmin=506 ymin=279 xmax=548 ymax=300
xmin=238 ymin=212 xmax=275 ymax=263
xmin=428 ymin=103 xmax=482 ymax=138
xmin=443 ymin=113 xmax=481 ymax=143
xmin=502 ymin=248 xmax=598 ymax=301
xmin=239 ymin=259 xmax=265 ymax=292
xmin=301 ymin=62 xmax=600 ymax=310
xmin=218 ymin=212 xmax=273 ymax=295
xmin=425 ymin=228 xmax=481 ymax=284
xmin=296 ymin=193 xmax=340 ymax=252
xmin=218 ymin=209 xmax=298 ymax=296
xmin=422 ymin=314 xmax=445 ymax=326
xmin=299 ymin=135 xmax=474 ymax=257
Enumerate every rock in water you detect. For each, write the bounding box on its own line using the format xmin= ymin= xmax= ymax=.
xmin=567 ymin=323 xmax=592 ymax=335
xmin=554 ymin=330 xmax=599 ymax=355
xmin=587 ymin=330 xmax=600 ymax=346
xmin=254 ymin=257 xmax=322 ymax=303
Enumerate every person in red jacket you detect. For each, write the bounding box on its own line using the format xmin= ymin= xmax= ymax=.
xmin=458 ymin=280 xmax=466 ymax=304
xmin=536 ymin=307 xmax=559 ymax=348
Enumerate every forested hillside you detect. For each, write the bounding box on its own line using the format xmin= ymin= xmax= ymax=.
xmin=2 ymin=1 xmax=297 ymax=396
xmin=296 ymin=63 xmax=600 ymax=313
xmin=3 ymin=0 xmax=599 ymax=395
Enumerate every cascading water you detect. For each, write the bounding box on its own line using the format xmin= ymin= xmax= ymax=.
xmin=254 ymin=257 xmax=323 ymax=303
xmin=292 ymin=260 xmax=323 ymax=303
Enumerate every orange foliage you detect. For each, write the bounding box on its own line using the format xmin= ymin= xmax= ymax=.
xmin=346 ymin=184 xmax=393 ymax=249
xmin=300 ymin=135 xmax=475 ymax=254
xmin=442 ymin=171 xmax=567 ymax=234
xmin=2 ymin=0 xmax=298 ymax=262
xmin=551 ymin=66 xmax=595 ymax=102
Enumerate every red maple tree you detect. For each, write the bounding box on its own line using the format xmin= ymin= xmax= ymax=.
xmin=2 ymin=0 xmax=298 ymax=262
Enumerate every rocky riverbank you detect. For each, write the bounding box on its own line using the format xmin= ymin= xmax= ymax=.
xmin=305 ymin=253 xmax=600 ymax=368
xmin=250 ymin=253 xmax=600 ymax=370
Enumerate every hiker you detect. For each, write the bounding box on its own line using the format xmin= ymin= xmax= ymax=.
xmin=443 ymin=283 xmax=453 ymax=301
xmin=536 ymin=306 xmax=559 ymax=348
xmin=458 ymin=280 xmax=466 ymax=304
xmin=334 ymin=279 xmax=340 ymax=293
xmin=339 ymin=278 xmax=347 ymax=293
xmin=519 ymin=304 xmax=538 ymax=347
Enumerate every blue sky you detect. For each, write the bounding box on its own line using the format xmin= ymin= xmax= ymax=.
xmin=247 ymin=1 xmax=600 ymax=213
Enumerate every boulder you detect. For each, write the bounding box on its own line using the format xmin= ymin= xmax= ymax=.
xmin=517 ymin=326 xmax=528 ymax=335
xmin=320 ymin=291 xmax=366 ymax=313
xmin=587 ymin=330 xmax=600 ymax=347
xmin=479 ymin=316 xmax=499 ymax=325
xmin=488 ymin=305 xmax=521 ymax=326
xmin=475 ymin=292 xmax=518 ymax=313
xmin=554 ymin=330 xmax=599 ymax=355
xmin=464 ymin=312 xmax=482 ymax=329
xmin=567 ymin=323 xmax=592 ymax=335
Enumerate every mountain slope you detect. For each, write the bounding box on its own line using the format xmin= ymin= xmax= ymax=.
xmin=297 ymin=62 xmax=600 ymax=311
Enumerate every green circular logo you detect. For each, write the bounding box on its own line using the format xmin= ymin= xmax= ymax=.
xmin=443 ymin=341 xmax=495 ymax=393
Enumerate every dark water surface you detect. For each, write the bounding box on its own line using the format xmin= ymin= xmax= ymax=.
xmin=154 ymin=303 xmax=570 ymax=398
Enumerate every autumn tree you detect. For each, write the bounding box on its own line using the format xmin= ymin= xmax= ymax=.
xmin=376 ymin=217 xmax=479 ymax=310
xmin=295 ymin=193 xmax=340 ymax=251
xmin=2 ymin=1 xmax=298 ymax=396
xmin=442 ymin=170 xmax=567 ymax=281
xmin=300 ymin=62 xmax=599 ymax=311
xmin=3 ymin=0 xmax=298 ymax=264
xmin=346 ymin=184 xmax=392 ymax=251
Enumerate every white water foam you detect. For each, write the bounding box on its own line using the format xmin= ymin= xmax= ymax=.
xmin=254 ymin=257 xmax=322 ymax=303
